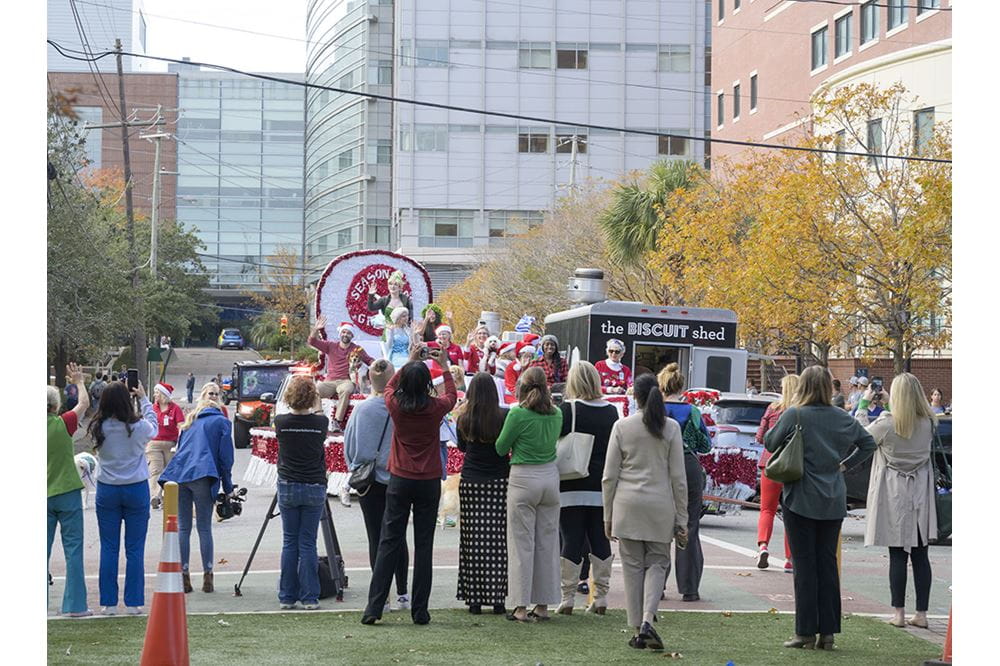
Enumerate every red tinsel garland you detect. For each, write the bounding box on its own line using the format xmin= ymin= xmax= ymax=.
xmin=698 ymin=451 xmax=758 ymax=487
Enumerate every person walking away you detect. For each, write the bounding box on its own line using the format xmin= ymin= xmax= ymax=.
xmin=308 ymin=316 xmax=374 ymax=430
xmin=344 ymin=360 xmax=411 ymax=613
xmin=88 ymin=372 xmax=107 ymax=413
xmin=495 ymin=366 xmax=563 ymax=622
xmin=556 ymin=362 xmax=619 ymax=615
xmin=455 ymin=372 xmax=511 ymax=615
xmin=88 ymin=380 xmax=158 ymax=615
xmin=274 ymin=375 xmax=330 ymax=610
xmin=361 ymin=344 xmax=456 ymax=625
xmin=603 ymin=374 xmax=688 ymax=650
xmin=186 ymin=373 xmax=196 ymax=404
xmin=754 ymin=374 xmax=800 ymax=572
xmin=657 ymin=363 xmax=712 ymax=602
xmin=764 ymin=365 xmax=876 ymax=650
xmin=148 ymin=382 xmax=185 ymax=510
xmin=47 ymin=363 xmax=92 ymax=617
xmin=856 ymin=373 xmax=938 ymax=630
xmin=159 ymin=389 xmax=235 ymax=594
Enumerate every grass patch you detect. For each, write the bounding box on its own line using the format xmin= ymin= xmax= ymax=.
xmin=48 ymin=610 xmax=940 ymax=665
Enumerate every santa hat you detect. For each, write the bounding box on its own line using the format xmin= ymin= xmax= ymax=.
xmin=499 ymin=340 xmax=517 ymax=356
xmin=516 ymin=341 xmax=536 ymax=358
xmin=426 ymin=340 xmax=441 ymax=350
xmin=337 ymin=321 xmax=355 ymax=335
xmin=435 ymin=324 xmax=452 ymax=336
xmin=522 ymin=333 xmax=541 ymax=346
xmin=429 ymin=363 xmax=445 ymax=386
xmin=154 ymin=382 xmax=174 ymax=399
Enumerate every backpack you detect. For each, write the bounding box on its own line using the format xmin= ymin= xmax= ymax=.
xmin=681 ymin=405 xmax=712 ymax=454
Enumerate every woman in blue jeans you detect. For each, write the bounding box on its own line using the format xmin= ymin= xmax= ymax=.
xmin=87 ymin=380 xmax=159 ymax=615
xmin=274 ymin=375 xmax=331 ymax=609
xmin=160 ymin=385 xmax=234 ymax=594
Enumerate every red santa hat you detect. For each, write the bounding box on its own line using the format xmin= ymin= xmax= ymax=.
xmin=426 ymin=340 xmax=441 ymax=350
xmin=435 ymin=324 xmax=453 ymax=336
xmin=516 ymin=341 xmax=536 ymax=358
xmin=429 ymin=362 xmax=445 ymax=386
xmin=153 ymin=382 xmax=174 ymax=399
xmin=499 ymin=340 xmax=517 ymax=356
xmin=522 ymin=333 xmax=541 ymax=346
xmin=337 ymin=321 xmax=355 ymax=335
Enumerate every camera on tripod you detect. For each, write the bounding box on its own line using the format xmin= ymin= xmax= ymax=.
xmin=216 ymin=485 xmax=248 ymax=521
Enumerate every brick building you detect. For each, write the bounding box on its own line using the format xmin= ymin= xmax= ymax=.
xmin=47 ymin=72 xmax=179 ymax=220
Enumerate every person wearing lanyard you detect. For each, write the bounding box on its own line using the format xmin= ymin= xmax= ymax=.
xmin=148 ymin=382 xmax=185 ymax=510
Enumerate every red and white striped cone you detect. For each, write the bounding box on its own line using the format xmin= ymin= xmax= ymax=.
xmin=140 ymin=515 xmax=190 ymax=666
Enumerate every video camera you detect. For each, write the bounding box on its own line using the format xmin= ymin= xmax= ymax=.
xmin=216 ymin=485 xmax=248 ymax=521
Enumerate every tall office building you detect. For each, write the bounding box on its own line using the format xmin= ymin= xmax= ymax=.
xmin=47 ymin=0 xmax=148 ymax=72
xmin=305 ymin=0 xmax=710 ymax=291
xmin=172 ymin=65 xmax=305 ymax=299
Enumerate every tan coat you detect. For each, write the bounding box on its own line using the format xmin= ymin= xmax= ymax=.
xmin=856 ymin=411 xmax=937 ymax=551
xmin=602 ymin=411 xmax=688 ymax=542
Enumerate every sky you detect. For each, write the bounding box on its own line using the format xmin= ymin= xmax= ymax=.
xmin=141 ymin=0 xmax=306 ymax=73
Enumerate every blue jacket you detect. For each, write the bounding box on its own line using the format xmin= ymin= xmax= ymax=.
xmin=160 ymin=407 xmax=234 ymax=495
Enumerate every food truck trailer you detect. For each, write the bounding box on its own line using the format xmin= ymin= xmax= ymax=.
xmin=543 ymin=300 xmax=748 ymax=393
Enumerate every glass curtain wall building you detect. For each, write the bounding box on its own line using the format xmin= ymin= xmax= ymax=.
xmin=173 ymin=68 xmax=305 ymax=297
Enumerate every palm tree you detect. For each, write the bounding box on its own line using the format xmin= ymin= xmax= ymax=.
xmin=599 ymin=159 xmax=694 ymax=267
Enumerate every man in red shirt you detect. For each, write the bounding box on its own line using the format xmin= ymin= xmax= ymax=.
xmin=308 ymin=316 xmax=374 ymax=426
xmin=148 ymin=382 xmax=186 ymax=510
xmin=362 ymin=344 xmax=456 ymax=626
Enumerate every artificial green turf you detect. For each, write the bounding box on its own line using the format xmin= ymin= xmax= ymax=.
xmin=47 ymin=609 xmax=940 ymax=665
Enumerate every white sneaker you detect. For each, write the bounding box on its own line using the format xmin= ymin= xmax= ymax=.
xmin=302 ymin=602 xmax=321 ymax=611
xmin=339 ymin=489 xmax=352 ymax=507
xmin=99 ymin=606 xmax=117 ymax=616
xmin=755 ymin=547 xmax=769 ymax=569
xmin=395 ymin=594 xmax=411 ymax=610
xmin=279 ymin=602 xmax=297 ymax=610
xmin=125 ymin=606 xmax=143 ymax=615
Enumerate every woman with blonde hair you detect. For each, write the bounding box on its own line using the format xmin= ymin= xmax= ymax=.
xmin=764 ymin=365 xmax=876 ymax=650
xmin=382 ymin=306 xmax=413 ymax=370
xmin=159 ymin=384 xmax=234 ymax=594
xmin=556 ymin=361 xmax=619 ymax=615
xmin=855 ymin=373 xmax=938 ymax=630
xmin=754 ymin=374 xmax=800 ymax=572
xmin=496 ymin=366 xmax=563 ymax=622
xmin=657 ymin=362 xmax=711 ymax=602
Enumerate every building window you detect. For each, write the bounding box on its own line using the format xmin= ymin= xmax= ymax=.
xmin=718 ymin=0 xmax=724 ymax=21
xmin=366 ymin=221 xmax=391 ymax=245
xmin=339 ymin=70 xmax=355 ymax=90
xmin=658 ymin=45 xmax=692 ymax=72
xmin=415 ymin=40 xmax=449 ymax=67
xmin=657 ymin=132 xmax=690 ymax=157
xmin=555 ymin=135 xmax=587 ymax=153
xmin=371 ymin=60 xmax=392 ymax=85
xmin=867 ymin=118 xmax=884 ymax=166
xmin=518 ymin=43 xmax=551 ymax=69
xmin=811 ymin=26 xmax=828 ymax=70
xmin=918 ymin=0 xmax=940 ymax=14
xmin=399 ymin=125 xmax=412 ymax=151
xmin=418 ymin=209 xmax=474 ymax=247
xmin=733 ymin=84 xmax=741 ymax=119
xmin=518 ymin=132 xmax=549 ymax=153
xmin=415 ymin=125 xmax=448 ymax=151
xmin=376 ymin=140 xmax=392 ymax=165
xmin=914 ymin=107 xmax=935 ymax=155
xmin=835 ymin=13 xmax=853 ymax=58
xmin=139 ymin=11 xmax=147 ymax=51
xmin=556 ymin=49 xmax=587 ymax=69
xmin=338 ymin=149 xmax=353 ymax=171
xmin=488 ymin=210 xmax=544 ymax=245
xmin=861 ymin=1 xmax=879 ymax=44
xmin=336 ymin=228 xmax=352 ymax=248
xmin=888 ymin=0 xmax=907 ymax=30
xmin=717 ymin=92 xmax=724 ymax=126
xmin=835 ymin=130 xmax=846 ymax=162
xmin=734 ymin=0 xmax=741 ymax=9
xmin=750 ymin=74 xmax=758 ymax=111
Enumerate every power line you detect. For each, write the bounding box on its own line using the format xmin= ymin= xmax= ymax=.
xmin=47 ymin=43 xmax=949 ymax=165
xmin=786 ymin=0 xmax=950 ymax=11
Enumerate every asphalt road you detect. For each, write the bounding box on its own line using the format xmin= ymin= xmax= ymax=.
xmin=49 ymin=447 xmax=952 ymax=646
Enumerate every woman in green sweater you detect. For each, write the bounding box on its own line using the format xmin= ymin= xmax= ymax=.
xmin=495 ymin=366 xmax=563 ymax=622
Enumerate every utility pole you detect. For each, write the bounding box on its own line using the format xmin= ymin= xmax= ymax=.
xmin=116 ymin=39 xmax=147 ymax=387
xmin=569 ymin=134 xmax=579 ymax=191
xmin=142 ymin=112 xmax=169 ymax=279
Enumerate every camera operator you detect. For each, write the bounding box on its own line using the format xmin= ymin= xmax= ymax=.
xmin=361 ymin=342 xmax=456 ymax=626
xmin=159 ymin=388 xmax=234 ymax=594
xmin=274 ymin=375 xmax=330 ymax=610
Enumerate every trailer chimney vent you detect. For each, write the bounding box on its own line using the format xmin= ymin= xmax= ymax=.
xmin=567 ymin=268 xmax=608 ymax=305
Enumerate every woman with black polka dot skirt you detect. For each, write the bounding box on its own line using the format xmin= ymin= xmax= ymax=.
xmin=455 ymin=372 xmax=511 ymax=614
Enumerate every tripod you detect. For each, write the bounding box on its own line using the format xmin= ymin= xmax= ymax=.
xmin=234 ymin=492 xmax=349 ymax=600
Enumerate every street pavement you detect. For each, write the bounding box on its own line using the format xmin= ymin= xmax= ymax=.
xmin=48 ymin=448 xmax=952 ymax=646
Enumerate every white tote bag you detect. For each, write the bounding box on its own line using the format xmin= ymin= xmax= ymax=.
xmin=555 ymin=400 xmax=595 ymax=480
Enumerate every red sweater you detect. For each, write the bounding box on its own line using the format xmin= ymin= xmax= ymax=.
xmin=308 ymin=334 xmax=374 ymax=380
xmin=384 ymin=363 xmax=457 ymax=480
xmin=756 ymin=403 xmax=783 ymax=468
xmin=595 ymin=360 xmax=632 ymax=392
xmin=153 ymin=401 xmax=186 ymax=441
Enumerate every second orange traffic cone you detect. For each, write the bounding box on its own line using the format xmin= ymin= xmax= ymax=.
xmin=140 ymin=515 xmax=190 ymax=666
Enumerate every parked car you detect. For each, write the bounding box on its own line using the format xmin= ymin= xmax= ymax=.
xmin=230 ymin=360 xmax=296 ymax=448
xmin=703 ymin=392 xmax=777 ymax=458
xmin=845 ymin=414 xmax=952 ymax=509
xmin=217 ymin=328 xmax=245 ymax=350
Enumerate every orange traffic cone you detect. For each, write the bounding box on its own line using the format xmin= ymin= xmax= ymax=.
xmin=941 ymin=606 xmax=952 ymax=663
xmin=140 ymin=515 xmax=189 ymax=666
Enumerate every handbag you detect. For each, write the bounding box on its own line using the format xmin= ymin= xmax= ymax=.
xmin=929 ymin=419 xmax=952 ymax=543
xmin=764 ymin=407 xmax=805 ymax=483
xmin=347 ymin=414 xmax=391 ymax=496
xmin=555 ymin=400 xmax=595 ymax=481
xmin=681 ymin=405 xmax=712 ymax=454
